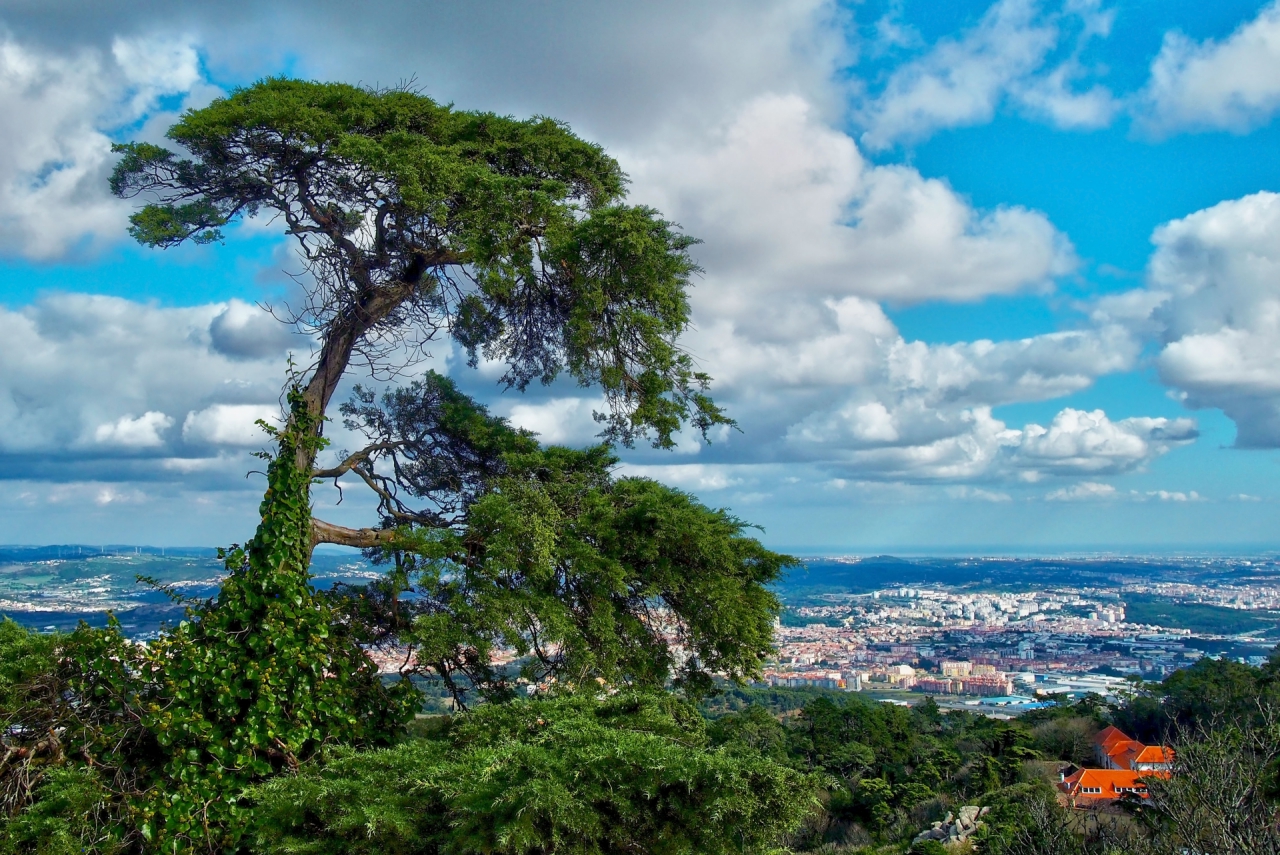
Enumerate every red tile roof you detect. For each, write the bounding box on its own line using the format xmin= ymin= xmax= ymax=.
xmin=1060 ymin=768 xmax=1166 ymax=801
xmin=1133 ymin=745 xmax=1174 ymax=765
xmin=1093 ymin=726 xmax=1173 ymax=770
xmin=1092 ymin=725 xmax=1126 ymax=748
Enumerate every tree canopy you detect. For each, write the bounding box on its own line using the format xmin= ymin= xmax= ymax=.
xmin=111 ymin=77 xmax=729 ymax=488
xmin=0 ymin=78 xmax=799 ymax=852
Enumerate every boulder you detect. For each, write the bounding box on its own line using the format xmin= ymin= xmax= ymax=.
xmin=912 ymin=805 xmax=990 ymax=848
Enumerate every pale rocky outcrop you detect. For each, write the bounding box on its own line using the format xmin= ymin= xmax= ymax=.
xmin=912 ymin=805 xmax=990 ymax=847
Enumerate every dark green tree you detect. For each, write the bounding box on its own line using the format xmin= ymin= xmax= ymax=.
xmin=110 ymin=77 xmax=728 ymax=499
xmin=6 ymin=77 xmax=800 ymax=853
xmin=325 ymin=372 xmax=789 ymax=703
xmin=250 ymin=691 xmax=821 ymax=855
xmin=1 ymin=78 xmax=796 ymax=854
xmin=108 ymin=76 xmax=783 ymax=701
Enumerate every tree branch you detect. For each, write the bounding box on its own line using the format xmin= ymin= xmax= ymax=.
xmin=312 ymin=442 xmax=402 ymax=479
xmin=310 ymin=518 xmax=400 ymax=549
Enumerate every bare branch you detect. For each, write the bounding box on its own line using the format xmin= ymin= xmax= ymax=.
xmin=310 ymin=518 xmax=401 ymax=549
xmin=311 ymin=442 xmax=402 ymax=479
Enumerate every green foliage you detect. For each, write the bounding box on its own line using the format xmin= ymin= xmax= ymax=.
xmin=970 ymin=781 xmax=1085 ymax=855
xmin=111 ymin=78 xmax=729 ymax=448
xmin=909 ymin=839 xmax=949 ymax=855
xmin=329 ymin=374 xmax=792 ymax=702
xmin=0 ymin=618 xmax=55 ymax=725
xmin=706 ymin=704 xmax=791 ymax=763
xmin=1 ymin=393 xmax=415 ymax=852
xmin=0 ymin=767 xmax=115 ymax=855
xmin=1122 ymin=593 xmax=1280 ymax=636
xmin=1110 ymin=656 xmax=1280 ymax=742
xmin=250 ymin=691 xmax=821 ymax=855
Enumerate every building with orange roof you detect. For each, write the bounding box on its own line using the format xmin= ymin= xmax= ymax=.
xmin=1092 ymin=726 xmax=1173 ymax=773
xmin=1129 ymin=744 xmax=1174 ymax=772
xmin=1059 ymin=768 xmax=1167 ymax=806
xmin=1091 ymin=725 xmax=1129 ymax=765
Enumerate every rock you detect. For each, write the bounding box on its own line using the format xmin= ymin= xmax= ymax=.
xmin=913 ymin=828 xmax=949 ymax=844
xmin=915 ymin=805 xmax=990 ymax=848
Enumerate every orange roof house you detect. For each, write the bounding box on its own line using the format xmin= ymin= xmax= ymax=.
xmin=1092 ymin=725 xmax=1126 ymax=748
xmin=1131 ymin=745 xmax=1174 ymax=768
xmin=1059 ymin=768 xmax=1166 ymax=805
xmin=1092 ymin=726 xmax=1173 ymax=773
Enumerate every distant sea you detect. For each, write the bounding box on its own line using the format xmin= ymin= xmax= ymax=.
xmin=0 ymin=546 xmax=381 ymax=637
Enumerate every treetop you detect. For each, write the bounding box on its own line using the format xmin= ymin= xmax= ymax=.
xmin=110 ymin=77 xmax=728 ymax=449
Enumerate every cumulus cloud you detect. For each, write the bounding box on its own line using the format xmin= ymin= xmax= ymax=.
xmin=620 ymin=90 xmax=1157 ymax=487
xmin=616 ymin=463 xmax=745 ymax=492
xmin=1139 ymin=1 xmax=1280 ymax=134
xmin=947 ymin=485 xmax=1013 ymax=502
xmin=1144 ymin=489 xmax=1201 ymax=502
xmin=208 ymin=300 xmax=306 ymax=360
xmin=93 ymin=411 xmax=173 ymax=448
xmin=633 ymin=94 xmax=1075 ymax=310
xmin=857 ymin=0 xmax=1117 ymax=149
xmin=0 ymin=33 xmax=209 ymax=259
xmin=0 ymin=294 xmax=294 ymax=480
xmin=1013 ymin=408 xmax=1197 ymax=475
xmin=1121 ymin=191 xmax=1280 ymax=447
xmin=502 ymin=397 xmax=603 ymax=447
xmin=791 ymin=405 xmax=1194 ymax=483
xmin=182 ymin=405 xmax=280 ymax=448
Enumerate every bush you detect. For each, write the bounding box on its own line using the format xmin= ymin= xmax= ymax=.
xmin=251 ymin=690 xmax=821 ymax=855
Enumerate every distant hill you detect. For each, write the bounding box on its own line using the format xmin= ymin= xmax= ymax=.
xmin=775 ymin=555 xmax=1280 ymax=595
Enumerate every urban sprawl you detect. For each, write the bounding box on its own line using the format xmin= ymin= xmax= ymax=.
xmin=764 ymin=580 xmax=1278 ymax=714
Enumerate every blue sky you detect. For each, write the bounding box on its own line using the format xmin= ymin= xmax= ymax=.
xmin=2 ymin=0 xmax=1280 ymax=552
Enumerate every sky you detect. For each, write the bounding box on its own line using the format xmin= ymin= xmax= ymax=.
xmin=2 ymin=0 xmax=1280 ymax=553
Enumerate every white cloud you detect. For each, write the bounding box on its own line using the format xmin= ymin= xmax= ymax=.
xmin=616 ymin=463 xmax=745 ymax=492
xmin=0 ymin=34 xmax=207 ymax=260
xmin=503 ymin=397 xmax=603 ymax=446
xmin=947 ymin=485 xmax=1013 ymax=502
xmin=1140 ymin=1 xmax=1280 ymax=134
xmin=1014 ymin=57 xmax=1117 ymax=129
xmin=1045 ymin=481 xmax=1115 ymax=501
xmin=629 ymin=93 xmax=1075 ymax=317
xmin=1129 ymin=191 xmax=1280 ymax=447
xmin=0 ymin=294 xmax=292 ymax=478
xmin=857 ymin=0 xmax=1117 ymax=149
xmin=93 ymin=411 xmax=173 ymax=448
xmin=1144 ymin=489 xmax=1201 ymax=502
xmin=623 ymin=88 xmax=1157 ymax=488
xmin=182 ymin=405 xmax=280 ymax=448
xmin=93 ymin=485 xmax=149 ymax=506
xmin=790 ymin=405 xmax=1193 ymax=483
xmin=1013 ymin=408 xmax=1197 ymax=475
xmin=112 ymin=35 xmax=201 ymax=106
